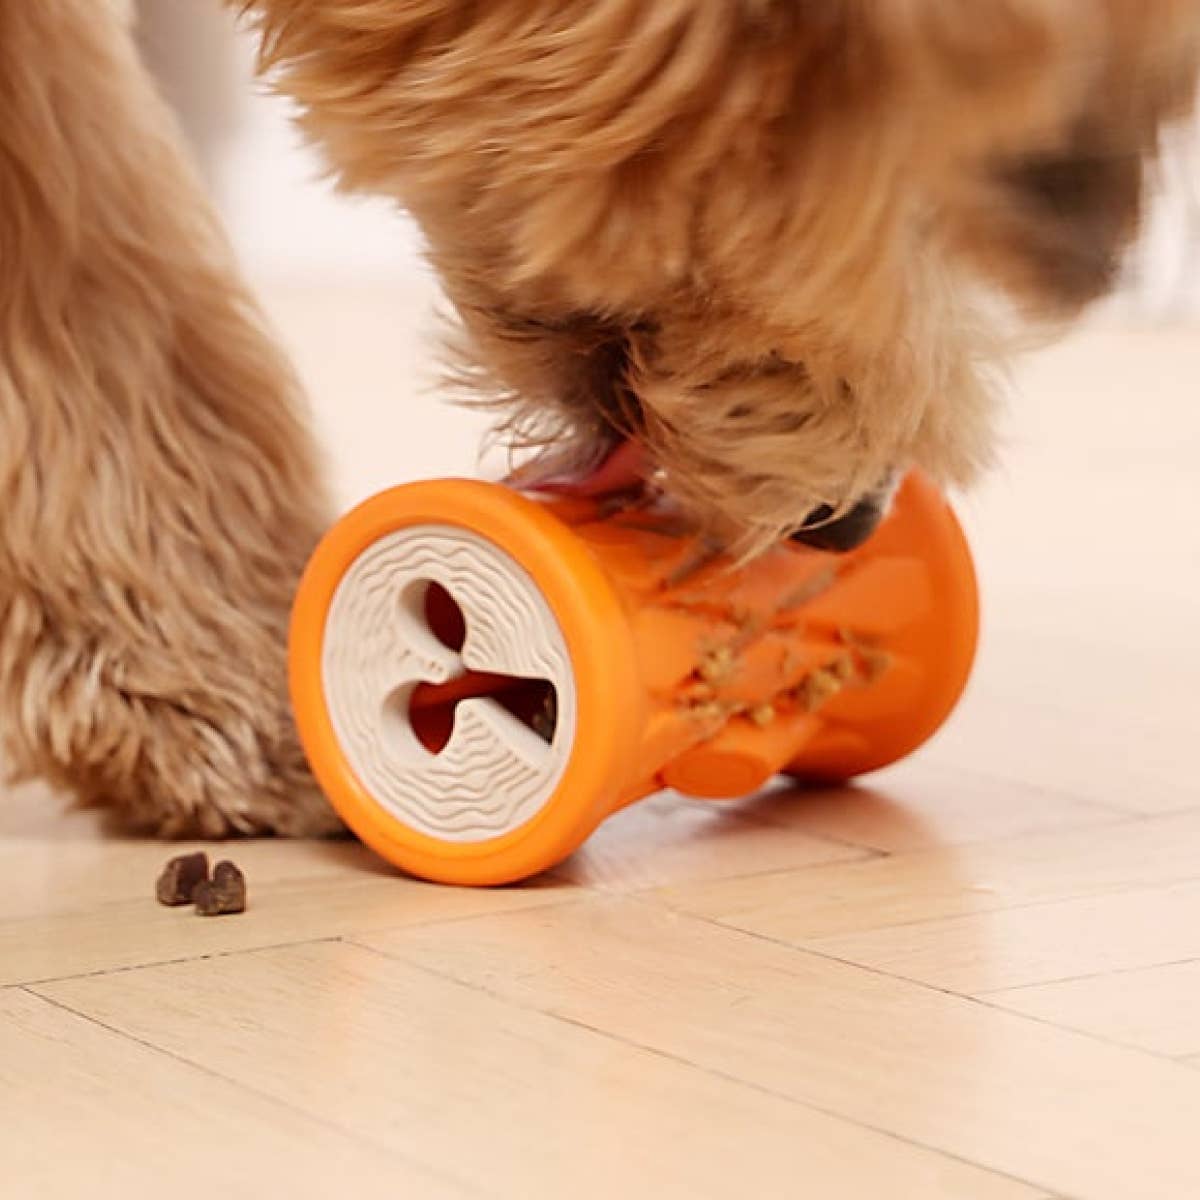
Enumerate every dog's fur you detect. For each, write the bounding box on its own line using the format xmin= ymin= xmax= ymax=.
xmin=1 ymin=1 xmax=1195 ymax=835
xmin=241 ymin=0 xmax=1199 ymax=544
xmin=0 ymin=2 xmax=336 ymax=835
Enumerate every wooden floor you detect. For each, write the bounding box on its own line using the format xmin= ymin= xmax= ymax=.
xmin=4 ymin=303 xmax=1199 ymax=1199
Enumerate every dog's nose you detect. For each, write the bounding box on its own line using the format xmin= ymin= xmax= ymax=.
xmin=790 ymin=496 xmax=883 ymax=553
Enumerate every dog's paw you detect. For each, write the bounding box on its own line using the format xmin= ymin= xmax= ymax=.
xmin=1 ymin=594 xmax=341 ymax=839
xmin=104 ymin=689 xmax=342 ymax=840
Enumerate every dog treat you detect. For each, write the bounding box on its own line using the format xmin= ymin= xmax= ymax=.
xmin=795 ymin=665 xmax=845 ymax=712
xmin=155 ymin=851 xmax=210 ymax=907
xmin=193 ymin=860 xmax=246 ymax=916
xmin=529 ymin=688 xmax=558 ymax=743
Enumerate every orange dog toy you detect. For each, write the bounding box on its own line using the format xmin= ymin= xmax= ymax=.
xmin=289 ymin=472 xmax=978 ymax=886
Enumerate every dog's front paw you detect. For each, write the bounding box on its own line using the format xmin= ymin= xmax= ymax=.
xmin=108 ymin=692 xmax=342 ymax=840
xmin=1 ymin=588 xmax=340 ymax=839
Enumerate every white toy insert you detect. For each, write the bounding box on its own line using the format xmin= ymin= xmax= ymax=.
xmin=321 ymin=525 xmax=577 ymax=842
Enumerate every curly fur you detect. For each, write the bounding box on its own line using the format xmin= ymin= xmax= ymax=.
xmin=239 ymin=0 xmax=1198 ymax=548
xmin=0 ymin=2 xmax=337 ymax=835
xmin=0 ymin=1 xmax=1195 ymax=835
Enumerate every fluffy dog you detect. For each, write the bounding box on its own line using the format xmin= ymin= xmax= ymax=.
xmin=242 ymin=0 xmax=1199 ymax=547
xmin=0 ymin=2 xmax=335 ymax=836
xmin=1 ymin=2 xmax=1195 ymax=836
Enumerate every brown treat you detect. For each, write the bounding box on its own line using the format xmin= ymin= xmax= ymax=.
xmin=529 ymin=689 xmax=558 ymax=743
xmin=829 ymin=653 xmax=858 ymax=683
xmin=194 ymin=860 xmax=246 ymax=916
xmin=796 ymin=667 xmax=843 ymax=713
xmin=698 ymin=644 xmax=735 ymax=684
xmin=155 ymin=851 xmax=210 ymax=907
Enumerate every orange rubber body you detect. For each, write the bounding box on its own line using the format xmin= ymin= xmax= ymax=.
xmin=290 ymin=472 xmax=980 ymax=885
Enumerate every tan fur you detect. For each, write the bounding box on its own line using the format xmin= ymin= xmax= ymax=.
xmin=0 ymin=2 xmax=1195 ymax=834
xmin=0 ymin=3 xmax=337 ymax=835
xmin=240 ymin=0 xmax=1198 ymax=547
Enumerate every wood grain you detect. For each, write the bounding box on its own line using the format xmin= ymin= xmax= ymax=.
xmin=37 ymin=941 xmax=1044 ymax=1200
xmin=356 ymin=897 xmax=1200 ymax=1200
xmin=2 ymin=304 xmax=1195 ymax=1200
xmin=0 ymin=988 xmax=456 ymax=1198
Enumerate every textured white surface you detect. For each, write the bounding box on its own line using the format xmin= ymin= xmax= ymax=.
xmin=321 ymin=526 xmax=576 ymax=842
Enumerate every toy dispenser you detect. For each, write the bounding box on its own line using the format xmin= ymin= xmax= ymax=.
xmin=289 ymin=472 xmax=979 ymax=886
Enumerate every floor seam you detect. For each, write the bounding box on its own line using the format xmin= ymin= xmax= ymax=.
xmin=347 ymin=935 xmax=1051 ymax=1197
xmin=654 ymin=903 xmax=1200 ymax=1069
xmin=20 ymin=983 xmax=482 ymax=1197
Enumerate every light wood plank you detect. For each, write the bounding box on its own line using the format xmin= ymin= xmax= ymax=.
xmin=927 ymin=335 xmax=1200 ymax=818
xmin=37 ymin=940 xmax=1043 ymax=1200
xmin=355 ymin=896 xmax=1200 ymax=1200
xmin=805 ymin=879 xmax=1200 ymax=993
xmin=952 ymin=327 xmax=1200 ymax=668
xmin=552 ymin=790 xmax=867 ymax=891
xmin=962 ymin=631 xmax=1198 ymax=739
xmin=0 ymin=987 xmax=458 ymax=1199
xmin=1 ymin=290 xmax=1196 ymax=1200
xmin=653 ymin=809 xmax=1200 ymax=941
xmin=744 ymin=759 xmax=1121 ymax=854
xmin=0 ymin=870 xmax=570 ymax=987
xmin=928 ymin=684 xmax=1199 ymax=816
xmin=0 ymin=782 xmax=390 ymax=921
xmin=984 ymin=959 xmax=1200 ymax=1057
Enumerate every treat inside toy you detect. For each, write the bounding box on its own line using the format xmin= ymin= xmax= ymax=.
xmin=407 ymin=582 xmax=559 ymax=754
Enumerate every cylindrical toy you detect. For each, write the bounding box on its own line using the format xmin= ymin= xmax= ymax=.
xmin=289 ymin=472 xmax=978 ymax=885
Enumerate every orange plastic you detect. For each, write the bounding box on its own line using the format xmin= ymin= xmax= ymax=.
xmin=289 ymin=472 xmax=979 ymax=886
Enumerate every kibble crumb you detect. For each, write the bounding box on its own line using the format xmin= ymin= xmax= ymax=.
xmin=796 ymin=667 xmax=844 ymax=712
xmin=194 ymin=860 xmax=247 ymax=917
xmin=155 ymin=852 xmax=209 ymax=907
xmin=698 ymin=644 xmax=735 ymax=684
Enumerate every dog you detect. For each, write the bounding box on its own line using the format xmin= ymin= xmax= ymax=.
xmin=1 ymin=1 xmax=1195 ymax=838
xmin=0 ymin=2 xmax=334 ymax=837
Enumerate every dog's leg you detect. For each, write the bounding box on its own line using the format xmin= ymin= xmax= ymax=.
xmin=0 ymin=2 xmax=337 ymax=835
